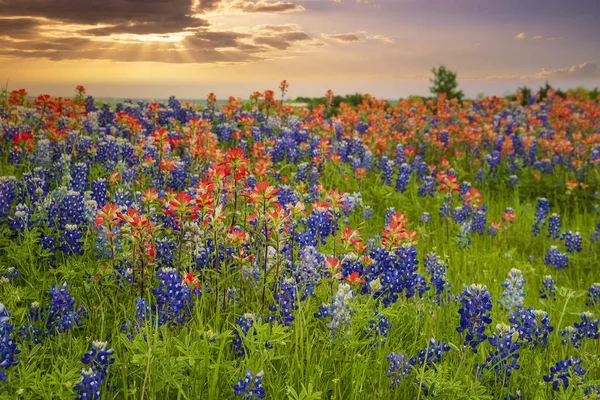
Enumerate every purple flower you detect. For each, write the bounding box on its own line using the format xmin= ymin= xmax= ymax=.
xmin=233 ymin=370 xmax=265 ymax=399
xmin=0 ymin=302 xmax=20 ymax=381
xmin=456 ymin=284 xmax=493 ymax=353
xmin=543 ymin=358 xmax=585 ymax=391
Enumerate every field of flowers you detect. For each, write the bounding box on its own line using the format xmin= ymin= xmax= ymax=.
xmin=0 ymin=83 xmax=599 ymax=399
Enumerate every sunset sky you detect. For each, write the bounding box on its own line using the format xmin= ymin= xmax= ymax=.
xmin=1 ymin=0 xmax=599 ymax=99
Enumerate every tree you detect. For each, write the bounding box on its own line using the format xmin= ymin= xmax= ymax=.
xmin=430 ymin=65 xmax=464 ymax=101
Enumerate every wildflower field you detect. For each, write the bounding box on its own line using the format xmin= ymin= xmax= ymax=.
xmin=1 ymin=84 xmax=600 ymax=400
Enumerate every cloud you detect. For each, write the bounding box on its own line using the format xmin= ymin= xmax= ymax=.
xmin=515 ymin=32 xmax=526 ymax=40
xmin=532 ymin=35 xmax=543 ymax=40
xmin=220 ymin=0 xmax=305 ymax=13
xmin=534 ymin=62 xmax=600 ymax=80
xmin=322 ymin=33 xmax=361 ymax=42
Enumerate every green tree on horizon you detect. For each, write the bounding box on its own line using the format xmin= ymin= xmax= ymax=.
xmin=430 ymin=65 xmax=464 ymax=101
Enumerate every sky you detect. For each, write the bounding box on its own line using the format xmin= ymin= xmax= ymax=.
xmin=0 ymin=0 xmax=599 ymax=99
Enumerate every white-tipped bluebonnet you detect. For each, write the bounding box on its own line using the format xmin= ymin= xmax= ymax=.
xmin=499 ymin=268 xmax=526 ymax=314
xmin=387 ymin=352 xmax=412 ymax=388
xmin=540 ymin=275 xmax=556 ymax=300
xmin=60 ymin=224 xmax=85 ymax=257
xmin=532 ymin=198 xmax=550 ymax=236
xmin=561 ymin=231 xmax=582 ymax=253
xmin=314 ymin=282 xmax=355 ymax=337
xmin=420 ymin=212 xmax=431 ymax=224
xmin=395 ymin=163 xmax=411 ymax=193
xmin=152 ymin=267 xmax=193 ymax=326
xmin=586 ymin=283 xmax=600 ymax=307
xmin=0 ymin=303 xmax=20 ymax=381
xmin=267 ymin=277 xmax=297 ymax=327
xmin=544 ymin=246 xmax=569 ymax=269
xmin=417 ymin=176 xmax=435 ymax=197
xmin=509 ymin=175 xmax=519 ymax=186
xmin=509 ymin=308 xmax=554 ymax=349
xmin=574 ymin=312 xmax=599 ymax=341
xmin=471 ymin=207 xmax=487 ymax=235
xmin=457 ymin=222 xmax=472 ymax=249
xmin=74 ymin=341 xmax=115 ymax=400
xmin=46 ymin=281 xmax=84 ymax=334
xmin=410 ymin=338 xmax=451 ymax=367
xmin=547 ymin=214 xmax=561 ymax=240
xmin=478 ymin=324 xmax=521 ymax=386
xmin=293 ymin=246 xmax=323 ymax=300
xmin=543 ymin=358 xmax=585 ymax=391
xmin=457 ymin=284 xmax=493 ymax=353
xmin=233 ymin=370 xmax=265 ymax=399
xmin=362 ymin=205 xmax=373 ymax=221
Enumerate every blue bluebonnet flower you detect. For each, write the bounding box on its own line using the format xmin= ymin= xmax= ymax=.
xmin=71 ymin=162 xmax=89 ymax=193
xmin=152 ymin=267 xmax=193 ymax=326
xmin=17 ymin=302 xmax=42 ymax=345
xmin=478 ymin=324 xmax=521 ymax=386
xmin=574 ymin=312 xmax=599 ymax=341
xmin=121 ymin=298 xmax=150 ymax=339
xmin=7 ymin=203 xmax=33 ymax=235
xmin=409 ymin=338 xmax=451 ymax=367
xmin=60 ymin=224 xmax=85 ymax=257
xmin=232 ymin=313 xmax=256 ymax=358
xmin=561 ymin=231 xmax=583 ymax=253
xmin=395 ymin=163 xmax=411 ymax=193
xmin=0 ymin=176 xmax=17 ymax=220
xmin=293 ymin=246 xmax=323 ymax=300
xmin=379 ymin=156 xmax=395 ymax=186
xmin=544 ymin=246 xmax=569 ymax=269
xmin=509 ymin=308 xmax=554 ymax=349
xmin=384 ymin=208 xmax=396 ymax=226
xmin=591 ymin=223 xmax=600 ymax=244
xmin=457 ymin=222 xmax=472 ymax=249
xmin=560 ymin=326 xmax=580 ymax=348
xmin=58 ymin=190 xmax=87 ymax=228
xmin=586 ymin=283 xmax=600 ymax=307
xmin=420 ymin=212 xmax=431 ymax=224
xmin=233 ymin=370 xmax=265 ymax=399
xmin=376 ymin=244 xmax=428 ymax=306
xmin=387 ymin=352 xmax=412 ymax=388
xmin=0 ymin=302 xmax=20 ymax=381
xmin=547 ymin=214 xmax=561 ymax=240
xmin=46 ymin=281 xmax=84 ymax=334
xmin=532 ymin=198 xmax=550 ymax=236
xmin=471 ymin=207 xmax=487 ymax=235
xmin=314 ymin=282 xmax=355 ymax=337
xmin=540 ymin=275 xmax=556 ymax=300
xmin=509 ymin=175 xmax=519 ymax=186
xmin=417 ymin=176 xmax=435 ymax=197
xmin=267 ymin=277 xmax=298 ymax=327
xmin=74 ymin=341 xmax=115 ymax=400
xmin=453 ymin=206 xmax=469 ymax=224
xmin=456 ymin=284 xmax=493 ymax=353
xmin=543 ymin=358 xmax=585 ymax=391
xmin=91 ymin=178 xmax=108 ymax=208
xmin=499 ymin=268 xmax=526 ymax=314
xmin=424 ymin=252 xmax=451 ymax=305
xmin=365 ymin=311 xmax=392 ymax=346
xmin=1 ymin=267 xmax=19 ymax=284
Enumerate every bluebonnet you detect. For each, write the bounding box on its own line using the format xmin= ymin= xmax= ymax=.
xmin=478 ymin=324 xmax=521 ymax=386
xmin=573 ymin=312 xmax=599 ymax=341
xmin=591 ymin=222 xmax=600 ymax=244
xmin=362 ymin=206 xmax=373 ymax=221
xmin=58 ymin=190 xmax=87 ymax=228
xmin=293 ymin=246 xmax=323 ymax=300
xmin=314 ymin=282 xmax=355 ymax=337
xmin=509 ymin=308 xmax=554 ymax=349
xmin=7 ymin=203 xmax=33 ymax=235
xmin=46 ymin=281 xmax=84 ymax=334
xmin=561 ymin=231 xmax=582 ymax=253
xmin=453 ymin=206 xmax=469 ymax=224
xmin=456 ymin=284 xmax=493 ymax=353
xmin=395 ymin=163 xmax=411 ymax=193
xmin=71 ymin=162 xmax=89 ymax=192
xmin=457 ymin=222 xmax=472 ymax=249
xmin=91 ymin=178 xmax=108 ymax=207
xmin=233 ymin=370 xmax=266 ymax=399
xmin=586 ymin=283 xmax=600 ymax=307
xmin=380 ymin=157 xmax=395 ymax=186
xmin=387 ymin=352 xmax=412 ymax=388
xmin=560 ymin=326 xmax=580 ymax=348
xmin=543 ymin=358 xmax=585 ymax=391
xmin=0 ymin=302 xmax=20 ymax=381
xmin=60 ymin=224 xmax=85 ymax=257
xmin=544 ymin=246 xmax=569 ymax=269
xmin=547 ymin=214 xmax=561 ymax=240
xmin=267 ymin=277 xmax=297 ymax=327
xmin=417 ymin=176 xmax=435 ymax=197
xmin=471 ymin=207 xmax=487 ymax=235
xmin=376 ymin=244 xmax=428 ymax=306
xmin=509 ymin=175 xmax=519 ymax=186
xmin=420 ymin=212 xmax=431 ymax=224
xmin=532 ymin=198 xmax=550 ymax=236
xmin=74 ymin=341 xmax=115 ymax=400
xmin=365 ymin=311 xmax=392 ymax=346
xmin=1 ymin=267 xmax=19 ymax=284
xmin=499 ymin=268 xmax=526 ymax=314
xmin=122 ymin=298 xmax=150 ymax=339
xmin=409 ymin=338 xmax=451 ymax=367
xmin=540 ymin=275 xmax=556 ymax=300
xmin=232 ymin=313 xmax=254 ymax=358
xmin=384 ymin=208 xmax=396 ymax=226
xmin=152 ymin=267 xmax=193 ymax=326
xmin=424 ymin=252 xmax=451 ymax=305
xmin=17 ymin=302 xmax=42 ymax=344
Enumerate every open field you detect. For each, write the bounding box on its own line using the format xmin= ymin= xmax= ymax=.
xmin=1 ymin=88 xmax=600 ymax=399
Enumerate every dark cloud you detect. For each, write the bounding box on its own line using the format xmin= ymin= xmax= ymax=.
xmin=228 ymin=0 xmax=305 ymax=13
xmin=323 ymin=33 xmax=361 ymax=42
xmin=279 ymin=31 xmax=311 ymax=41
xmin=253 ymin=36 xmax=292 ymax=50
xmin=184 ymin=30 xmax=251 ymax=50
xmin=0 ymin=18 xmax=43 ymax=39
